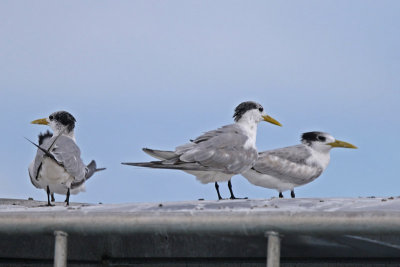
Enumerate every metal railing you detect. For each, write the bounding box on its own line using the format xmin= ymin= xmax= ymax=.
xmin=2 ymin=210 xmax=400 ymax=267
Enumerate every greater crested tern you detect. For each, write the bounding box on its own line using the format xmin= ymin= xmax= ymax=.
xmin=122 ymin=101 xmax=282 ymax=200
xmin=28 ymin=111 xmax=105 ymax=206
xmin=241 ymin=131 xmax=357 ymax=198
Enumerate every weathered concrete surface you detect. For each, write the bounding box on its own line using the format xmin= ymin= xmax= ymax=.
xmin=0 ymin=197 xmax=400 ymax=266
xmin=1 ymin=197 xmax=400 ymax=235
xmin=2 ymin=196 xmax=400 ymax=212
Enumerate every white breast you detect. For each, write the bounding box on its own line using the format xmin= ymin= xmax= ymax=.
xmin=237 ymin=122 xmax=258 ymax=150
xmin=38 ymin=158 xmax=75 ymax=188
xmin=307 ymin=149 xmax=331 ymax=171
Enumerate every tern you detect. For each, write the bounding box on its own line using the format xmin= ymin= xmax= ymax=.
xmin=28 ymin=111 xmax=105 ymax=206
xmin=122 ymin=101 xmax=282 ymax=200
xmin=241 ymin=131 xmax=357 ymax=198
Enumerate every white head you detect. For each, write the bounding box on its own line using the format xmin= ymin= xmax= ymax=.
xmin=233 ymin=101 xmax=282 ymax=126
xmin=301 ymin=131 xmax=357 ymax=153
xmin=31 ymin=111 xmax=76 ymax=137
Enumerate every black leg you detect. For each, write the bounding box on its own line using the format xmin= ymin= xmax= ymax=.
xmin=51 ymin=193 xmax=55 ymax=202
xmin=228 ymin=180 xmax=236 ymax=199
xmin=215 ymin=182 xmax=223 ymax=200
xmin=65 ymin=188 xmax=70 ymax=206
xmin=291 ymin=190 xmax=295 ymax=198
xmin=46 ymin=186 xmax=54 ymax=206
xmin=279 ymin=192 xmax=283 ymax=198
xmin=228 ymin=180 xmax=248 ymax=200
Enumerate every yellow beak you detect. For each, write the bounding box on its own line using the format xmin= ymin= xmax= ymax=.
xmin=327 ymin=139 xmax=357 ymax=149
xmin=262 ymin=115 xmax=282 ymax=127
xmin=31 ymin=118 xmax=48 ymax=125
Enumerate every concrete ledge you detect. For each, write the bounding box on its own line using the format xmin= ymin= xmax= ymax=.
xmin=1 ymin=197 xmax=400 ymax=235
xmin=1 ymin=198 xmax=400 ymax=264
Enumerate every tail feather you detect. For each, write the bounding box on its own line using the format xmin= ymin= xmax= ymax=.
xmin=72 ymin=160 xmax=105 ymax=189
xmin=122 ymin=161 xmax=218 ymax=172
xmin=142 ymin=148 xmax=177 ymax=160
xmin=85 ymin=160 xmax=97 ymax=179
xmin=86 ymin=160 xmax=106 ymax=178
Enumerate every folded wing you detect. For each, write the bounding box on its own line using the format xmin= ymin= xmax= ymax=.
xmin=252 ymin=145 xmax=323 ymax=184
xmin=176 ymin=124 xmax=257 ymax=174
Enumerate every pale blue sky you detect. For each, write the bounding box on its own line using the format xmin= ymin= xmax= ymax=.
xmin=0 ymin=1 xmax=399 ymax=203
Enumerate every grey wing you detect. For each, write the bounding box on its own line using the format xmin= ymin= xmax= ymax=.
xmin=31 ymin=136 xmax=54 ymax=180
xmin=266 ymin=145 xmax=312 ymax=164
xmin=32 ymin=152 xmax=44 ymax=180
xmin=28 ymin=161 xmax=42 ymax=188
xmin=176 ymin=124 xmax=257 ymax=174
xmin=51 ymin=136 xmax=86 ymax=182
xmin=253 ymin=145 xmax=323 ymax=184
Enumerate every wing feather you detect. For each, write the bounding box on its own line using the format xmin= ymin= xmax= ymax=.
xmin=176 ymin=124 xmax=257 ymax=174
xmin=51 ymin=136 xmax=86 ymax=182
xmin=253 ymin=145 xmax=323 ymax=184
xmin=31 ymin=135 xmax=86 ymax=182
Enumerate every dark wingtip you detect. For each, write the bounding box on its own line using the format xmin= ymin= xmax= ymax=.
xmin=121 ymin=162 xmax=148 ymax=167
xmin=24 ymin=136 xmax=36 ymax=144
xmin=24 ymin=137 xmax=44 ymax=150
xmin=25 ymin=137 xmax=60 ymax=164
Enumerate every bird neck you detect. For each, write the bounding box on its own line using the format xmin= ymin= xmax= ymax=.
xmin=236 ymin=120 xmax=258 ymax=149
xmin=307 ymin=145 xmax=331 ymax=170
xmin=236 ymin=118 xmax=258 ymax=131
xmin=310 ymin=148 xmax=331 ymax=170
xmin=310 ymin=143 xmax=333 ymax=154
xmin=53 ymin=129 xmax=76 ymax=141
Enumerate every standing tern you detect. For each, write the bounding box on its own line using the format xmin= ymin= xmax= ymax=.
xmin=28 ymin=111 xmax=105 ymax=206
xmin=122 ymin=101 xmax=282 ymax=200
xmin=241 ymin=131 xmax=357 ymax=198
xmin=29 ymin=130 xmax=102 ymax=203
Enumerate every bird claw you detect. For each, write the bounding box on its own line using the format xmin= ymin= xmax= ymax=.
xmin=230 ymin=196 xmax=248 ymax=200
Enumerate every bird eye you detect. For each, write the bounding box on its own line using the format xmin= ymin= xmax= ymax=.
xmin=258 ymin=107 xmax=263 ymax=112
xmin=49 ymin=115 xmax=53 ymax=120
xmin=318 ymin=136 xmax=326 ymax=142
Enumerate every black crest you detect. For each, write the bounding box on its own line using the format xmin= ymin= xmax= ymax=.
xmin=38 ymin=130 xmax=53 ymax=145
xmin=233 ymin=101 xmax=262 ymax=122
xmin=51 ymin=111 xmax=76 ymax=132
xmin=301 ymin=131 xmax=326 ymax=145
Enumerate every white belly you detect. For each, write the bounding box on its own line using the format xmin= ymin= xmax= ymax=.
xmin=30 ymin=160 xmax=85 ymax=196
xmin=184 ymin=170 xmax=234 ymax=184
xmin=242 ymin=169 xmax=296 ymax=192
xmin=49 ymin=183 xmax=86 ymax=195
xmin=38 ymin=158 xmax=74 ymax=188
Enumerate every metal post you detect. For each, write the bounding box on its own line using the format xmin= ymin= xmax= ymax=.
xmin=54 ymin=230 xmax=68 ymax=267
xmin=266 ymin=231 xmax=281 ymax=267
